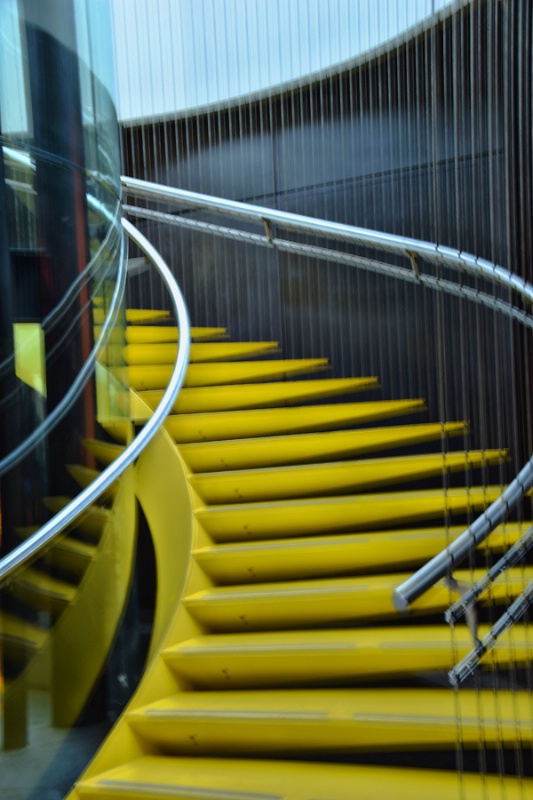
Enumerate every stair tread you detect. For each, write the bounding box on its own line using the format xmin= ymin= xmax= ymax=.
xmin=183 ymin=567 xmax=533 ymax=630
xmin=190 ymin=450 xmax=507 ymax=503
xmin=140 ymin=377 xmax=379 ymax=415
xmin=43 ymin=496 xmax=110 ymax=537
xmin=179 ymin=421 xmax=467 ymax=471
xmin=75 ymin=755 xmax=533 ymax=799
xmin=0 ymin=610 xmax=47 ymax=651
xmin=126 ymin=309 xmax=170 ymax=323
xmin=92 ymin=308 xmax=171 ymax=325
xmin=195 ymin=485 xmax=504 ymax=541
xmin=17 ymin=526 xmax=96 ymax=557
xmin=82 ymin=438 xmax=125 ymax=466
xmin=121 ymin=359 xmax=330 ymax=390
xmin=127 ymin=688 xmax=533 ymax=752
xmin=163 ymin=624 xmax=533 ymax=686
xmin=166 ymin=399 xmax=426 ymax=443
xmin=125 ymin=325 xmax=227 ymax=343
xmin=12 ymin=566 xmax=77 ymax=604
xmin=66 ymin=464 xmax=117 ymax=499
xmin=193 ymin=523 xmax=526 ymax=582
xmin=124 ymin=341 xmax=280 ymax=364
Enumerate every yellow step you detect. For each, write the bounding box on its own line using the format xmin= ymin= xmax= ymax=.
xmin=126 ymin=309 xmax=170 ymax=324
xmin=121 ymin=358 xmax=330 ymax=390
xmin=43 ymin=496 xmax=109 ymax=538
xmin=165 ymin=399 xmax=426 ymax=442
xmin=66 ymin=465 xmax=117 ymax=500
xmin=11 ymin=567 xmax=76 ymax=613
xmin=16 ymin=526 xmax=96 ymax=575
xmin=183 ymin=568 xmax=533 ymax=631
xmin=141 ymin=377 xmax=379 ymax=415
xmin=180 ymin=421 xmax=466 ymax=471
xmin=123 ymin=341 xmax=280 ymax=364
xmin=126 ymin=688 xmax=533 ymax=754
xmin=92 ymin=308 xmax=171 ymax=325
xmin=195 ymin=485 xmax=504 ymax=542
xmin=193 ymin=523 xmax=526 ymax=583
xmin=0 ymin=611 xmax=47 ymax=657
xmin=190 ymin=450 xmax=507 ymax=504
xmin=75 ymin=755 xmax=533 ymax=800
xmin=82 ymin=438 xmax=124 ymax=466
xmin=164 ymin=625 xmax=533 ymax=688
xmin=125 ymin=325 xmax=227 ymax=343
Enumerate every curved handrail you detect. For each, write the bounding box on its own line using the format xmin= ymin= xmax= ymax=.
xmin=122 ymin=176 xmax=533 ymax=305
xmin=121 ymin=176 xmax=533 ymax=611
xmin=0 ymin=218 xmax=190 ymax=585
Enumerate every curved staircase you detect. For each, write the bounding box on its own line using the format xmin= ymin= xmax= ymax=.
xmin=70 ymin=310 xmax=533 ymax=799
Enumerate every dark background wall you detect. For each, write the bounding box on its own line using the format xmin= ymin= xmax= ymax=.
xmin=121 ymin=0 xmax=532 ymax=467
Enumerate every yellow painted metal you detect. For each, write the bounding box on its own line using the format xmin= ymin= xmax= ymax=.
xmin=82 ymin=438 xmax=125 ymax=466
xmin=74 ymin=756 xmax=533 ymax=800
xmin=183 ymin=567 xmax=533 ymax=630
xmin=126 ymin=309 xmax=170 ymax=324
xmin=2 ymin=468 xmax=137 ymax=734
xmin=125 ymin=325 xmax=227 ymax=343
xmin=66 ymin=313 xmax=529 ymax=799
xmin=45 ymin=537 xmax=96 ymax=576
xmin=92 ymin=308 xmax=171 ymax=326
xmin=43 ymin=496 xmax=109 ymax=538
xmin=16 ymin=525 xmax=96 ymax=575
xmin=10 ymin=567 xmax=76 ymax=613
xmin=165 ymin=399 xmax=427 ymax=443
xmin=123 ymin=341 xmax=279 ymax=364
xmin=13 ymin=322 xmax=47 ymax=396
xmin=126 ymin=687 xmax=533 ymax=754
xmin=119 ymin=358 xmax=330 ymax=390
xmin=195 ymin=485 xmax=504 ymax=542
xmin=190 ymin=450 xmax=507 ymax=503
xmin=163 ymin=624 xmax=533 ymax=687
xmin=180 ymin=421 xmax=466 ymax=471
xmin=42 ymin=466 xmax=137 ymax=728
xmin=132 ymin=392 xmax=195 ymax=663
xmin=0 ymin=611 xmax=47 ymax=662
xmin=193 ymin=523 xmax=526 ymax=583
xmin=95 ymin=361 xmax=130 ymax=425
xmin=140 ymin=377 xmax=379 ymax=415
xmin=66 ymin=464 xmax=117 ymax=500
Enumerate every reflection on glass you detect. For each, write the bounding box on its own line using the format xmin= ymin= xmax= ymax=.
xmin=0 ymin=2 xmax=131 ymax=797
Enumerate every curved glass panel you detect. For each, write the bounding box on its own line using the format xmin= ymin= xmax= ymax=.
xmin=0 ymin=2 xmax=130 ymax=796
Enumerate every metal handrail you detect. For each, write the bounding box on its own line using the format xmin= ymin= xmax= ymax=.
xmin=121 ymin=176 xmax=533 ymax=612
xmin=122 ymin=176 xmax=533 ymax=304
xmin=0 ymin=218 xmax=190 ymax=585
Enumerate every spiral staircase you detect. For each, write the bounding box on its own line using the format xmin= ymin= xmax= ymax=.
xmin=53 ymin=305 xmax=533 ymax=800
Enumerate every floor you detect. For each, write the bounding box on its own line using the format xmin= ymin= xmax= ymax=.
xmin=1 ymin=688 xmax=109 ymax=800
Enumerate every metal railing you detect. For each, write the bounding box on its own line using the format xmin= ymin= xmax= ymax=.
xmin=0 ymin=218 xmax=190 ymax=584
xmin=121 ymin=176 xmax=533 ymax=671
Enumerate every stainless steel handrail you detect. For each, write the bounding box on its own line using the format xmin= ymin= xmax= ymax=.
xmin=121 ymin=176 xmax=533 ymax=612
xmin=121 ymin=176 xmax=533 ymax=304
xmin=0 ymin=218 xmax=190 ymax=584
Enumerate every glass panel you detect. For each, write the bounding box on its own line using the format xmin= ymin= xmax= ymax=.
xmin=0 ymin=2 xmax=136 ymax=796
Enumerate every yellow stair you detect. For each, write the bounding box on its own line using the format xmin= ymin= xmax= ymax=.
xmin=70 ymin=311 xmax=533 ymax=799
